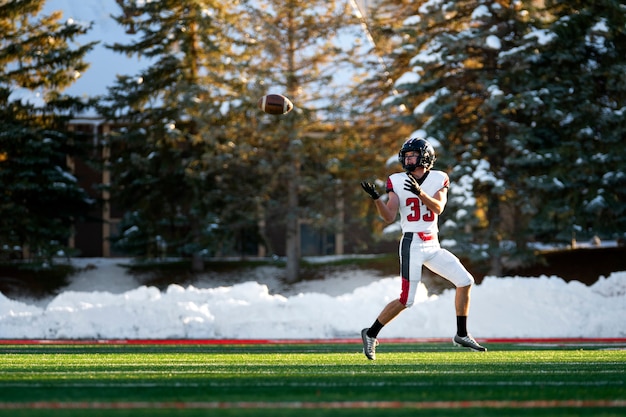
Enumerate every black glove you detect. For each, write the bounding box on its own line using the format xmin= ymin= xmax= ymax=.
xmin=404 ymin=177 xmax=422 ymax=196
xmin=360 ymin=181 xmax=380 ymax=200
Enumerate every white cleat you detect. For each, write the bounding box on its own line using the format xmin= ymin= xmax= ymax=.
xmin=453 ymin=334 xmax=487 ymax=352
xmin=361 ymin=328 xmax=379 ymax=360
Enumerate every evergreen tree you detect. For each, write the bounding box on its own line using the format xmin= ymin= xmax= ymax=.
xmin=0 ymin=0 xmax=95 ymax=262
xmin=371 ymin=0 xmax=540 ymax=274
xmin=515 ymin=0 xmax=626 ymax=245
xmin=369 ymin=0 xmax=626 ymax=274
xmin=98 ymin=0 xmax=260 ymax=269
xmin=99 ymin=0 xmax=369 ymax=279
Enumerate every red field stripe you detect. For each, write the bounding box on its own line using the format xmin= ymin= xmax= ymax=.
xmin=0 ymin=338 xmax=423 ymax=345
xmin=484 ymin=337 xmax=626 ymax=344
xmin=0 ymin=400 xmax=625 ymax=410
xmin=0 ymin=337 xmax=625 ymax=345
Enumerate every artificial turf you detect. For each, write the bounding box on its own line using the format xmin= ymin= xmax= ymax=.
xmin=0 ymin=340 xmax=624 ymax=416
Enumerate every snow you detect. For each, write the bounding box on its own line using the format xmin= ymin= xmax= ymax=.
xmin=403 ymin=15 xmax=421 ymax=26
xmin=394 ymin=71 xmax=421 ymax=88
xmin=419 ymin=0 xmax=446 ymax=15
xmin=524 ymin=28 xmax=557 ymax=46
xmin=1 ymin=257 xmax=624 ymax=340
xmin=485 ymin=35 xmax=501 ymax=50
xmin=413 ymin=87 xmax=450 ymax=116
xmin=488 ymin=84 xmax=503 ymax=97
xmin=410 ymin=40 xmax=444 ymax=66
xmin=471 ymin=5 xmax=491 ymax=20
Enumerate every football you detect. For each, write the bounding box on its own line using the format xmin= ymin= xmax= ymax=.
xmin=257 ymin=94 xmax=294 ymax=115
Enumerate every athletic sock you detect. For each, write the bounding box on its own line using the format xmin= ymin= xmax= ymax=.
xmin=456 ymin=316 xmax=468 ymax=337
xmin=366 ymin=320 xmax=384 ymax=338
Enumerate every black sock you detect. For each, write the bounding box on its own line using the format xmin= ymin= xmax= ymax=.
xmin=457 ymin=316 xmax=468 ymax=337
xmin=367 ymin=320 xmax=384 ymax=338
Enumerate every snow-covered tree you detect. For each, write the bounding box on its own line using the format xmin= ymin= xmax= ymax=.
xmin=370 ymin=0 xmax=542 ymax=274
xmin=370 ymin=0 xmax=626 ymax=274
xmin=99 ymin=1 xmax=364 ymax=278
xmin=98 ymin=0 xmax=262 ymax=269
xmin=514 ymin=0 xmax=626 ymax=245
xmin=0 ymin=0 xmax=95 ymax=262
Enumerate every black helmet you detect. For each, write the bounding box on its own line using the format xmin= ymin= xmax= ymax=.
xmin=398 ymin=138 xmax=436 ymax=171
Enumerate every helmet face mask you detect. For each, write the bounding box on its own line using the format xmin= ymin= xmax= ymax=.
xmin=398 ymin=138 xmax=436 ymax=171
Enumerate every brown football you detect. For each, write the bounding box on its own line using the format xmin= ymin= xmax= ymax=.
xmin=257 ymin=94 xmax=294 ymax=115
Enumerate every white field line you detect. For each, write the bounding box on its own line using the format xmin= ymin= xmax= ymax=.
xmin=0 ymin=400 xmax=625 ymax=410
xmin=1 ymin=379 xmax=623 ymax=389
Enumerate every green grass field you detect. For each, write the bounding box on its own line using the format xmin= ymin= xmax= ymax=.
xmin=0 ymin=340 xmax=624 ymax=416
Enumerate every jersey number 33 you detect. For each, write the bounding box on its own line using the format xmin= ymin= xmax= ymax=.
xmin=406 ymin=197 xmax=435 ymax=223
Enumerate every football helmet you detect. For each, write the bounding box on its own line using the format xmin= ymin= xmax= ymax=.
xmin=398 ymin=138 xmax=436 ymax=171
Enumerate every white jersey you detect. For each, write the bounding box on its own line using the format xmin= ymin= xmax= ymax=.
xmin=386 ymin=170 xmax=450 ymax=234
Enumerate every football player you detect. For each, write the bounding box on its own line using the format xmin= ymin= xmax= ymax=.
xmin=360 ymin=138 xmax=486 ymax=359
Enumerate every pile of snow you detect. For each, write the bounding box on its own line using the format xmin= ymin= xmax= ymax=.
xmin=0 ymin=258 xmax=624 ymax=340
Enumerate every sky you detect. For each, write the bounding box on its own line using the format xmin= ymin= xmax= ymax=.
xmin=41 ymin=0 xmax=374 ymax=107
xmin=0 ymin=256 xmax=624 ymax=340
xmin=42 ymin=0 xmax=152 ymax=101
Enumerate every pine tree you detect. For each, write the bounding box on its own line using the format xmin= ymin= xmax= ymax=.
xmin=517 ymin=0 xmax=626 ymax=245
xmin=98 ymin=0 xmax=261 ymax=269
xmin=372 ymin=0 xmax=540 ymax=274
xmin=370 ymin=0 xmax=626 ymax=274
xmin=0 ymin=0 xmax=95 ymax=262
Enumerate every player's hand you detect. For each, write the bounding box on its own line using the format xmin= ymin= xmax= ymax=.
xmin=403 ymin=177 xmax=422 ymax=196
xmin=360 ymin=181 xmax=380 ymax=200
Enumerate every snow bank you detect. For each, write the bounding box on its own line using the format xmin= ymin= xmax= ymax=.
xmin=1 ymin=262 xmax=624 ymax=339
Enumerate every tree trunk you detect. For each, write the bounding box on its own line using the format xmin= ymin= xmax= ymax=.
xmin=284 ymin=3 xmax=300 ymax=283
xmin=191 ymin=251 xmax=204 ymax=272
xmin=285 ymin=122 xmax=300 ymax=283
